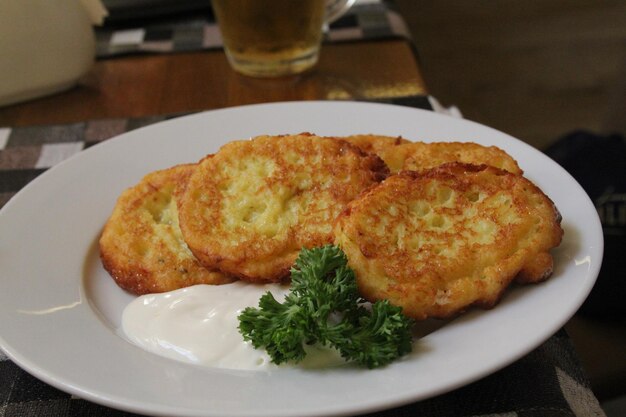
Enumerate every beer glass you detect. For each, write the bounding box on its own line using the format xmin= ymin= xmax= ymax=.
xmin=211 ymin=0 xmax=354 ymax=77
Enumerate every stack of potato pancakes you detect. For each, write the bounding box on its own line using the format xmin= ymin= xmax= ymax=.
xmin=100 ymin=133 xmax=563 ymax=320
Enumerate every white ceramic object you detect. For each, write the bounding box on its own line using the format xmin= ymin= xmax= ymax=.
xmin=0 ymin=101 xmax=603 ymax=417
xmin=0 ymin=0 xmax=96 ymax=106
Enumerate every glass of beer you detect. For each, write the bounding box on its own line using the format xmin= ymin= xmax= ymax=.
xmin=211 ymin=0 xmax=354 ymax=77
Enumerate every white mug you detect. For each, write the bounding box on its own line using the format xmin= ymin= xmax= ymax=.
xmin=0 ymin=0 xmax=98 ymax=107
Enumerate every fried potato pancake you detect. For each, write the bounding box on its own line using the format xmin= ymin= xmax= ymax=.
xmin=334 ymin=163 xmax=563 ymax=320
xmin=99 ymin=164 xmax=235 ymax=295
xmin=179 ymin=133 xmax=389 ymax=283
xmin=381 ymin=141 xmax=523 ymax=174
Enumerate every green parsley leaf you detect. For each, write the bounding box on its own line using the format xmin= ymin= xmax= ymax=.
xmin=238 ymin=245 xmax=414 ymax=368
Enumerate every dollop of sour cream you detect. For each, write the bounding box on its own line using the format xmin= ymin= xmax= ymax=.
xmin=121 ymin=282 xmax=345 ymax=370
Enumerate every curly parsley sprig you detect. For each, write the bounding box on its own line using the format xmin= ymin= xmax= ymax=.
xmin=238 ymin=245 xmax=414 ymax=368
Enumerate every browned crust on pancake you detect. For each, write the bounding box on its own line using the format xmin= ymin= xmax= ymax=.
xmin=339 ymin=134 xmax=411 ymax=157
xmin=99 ymin=164 xmax=235 ymax=294
xmin=178 ymin=133 xmax=389 ymax=283
xmin=334 ymin=162 xmax=563 ymax=320
xmin=382 ymin=141 xmax=523 ymax=174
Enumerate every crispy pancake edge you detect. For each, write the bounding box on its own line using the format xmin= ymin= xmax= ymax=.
xmin=99 ymin=163 xmax=235 ymax=295
xmin=383 ymin=141 xmax=523 ymax=174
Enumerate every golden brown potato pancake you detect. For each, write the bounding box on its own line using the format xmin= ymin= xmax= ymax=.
xmin=380 ymin=141 xmax=523 ymax=174
xmin=178 ymin=133 xmax=389 ymax=283
xmin=334 ymin=163 xmax=563 ymax=320
xmin=99 ymin=164 xmax=235 ymax=295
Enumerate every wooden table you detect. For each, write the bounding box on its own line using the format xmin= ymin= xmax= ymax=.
xmin=0 ymin=39 xmax=427 ymax=127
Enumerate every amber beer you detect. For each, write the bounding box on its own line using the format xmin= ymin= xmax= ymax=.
xmin=211 ymin=0 xmax=327 ymax=77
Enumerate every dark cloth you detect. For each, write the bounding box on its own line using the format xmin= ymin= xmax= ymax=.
xmin=545 ymin=131 xmax=626 ymax=321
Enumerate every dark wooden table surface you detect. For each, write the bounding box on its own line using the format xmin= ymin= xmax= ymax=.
xmin=0 ymin=39 xmax=426 ymax=126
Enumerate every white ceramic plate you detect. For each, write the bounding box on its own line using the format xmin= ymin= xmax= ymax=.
xmin=0 ymin=101 xmax=602 ymax=417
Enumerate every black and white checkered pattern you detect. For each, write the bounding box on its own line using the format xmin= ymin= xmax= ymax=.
xmin=96 ymin=1 xmax=412 ymax=58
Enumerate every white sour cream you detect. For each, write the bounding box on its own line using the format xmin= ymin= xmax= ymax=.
xmin=121 ymin=282 xmax=345 ymax=370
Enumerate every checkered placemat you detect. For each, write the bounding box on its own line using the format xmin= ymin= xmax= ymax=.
xmin=0 ymin=96 xmax=606 ymax=416
xmin=96 ymin=0 xmax=411 ymax=58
